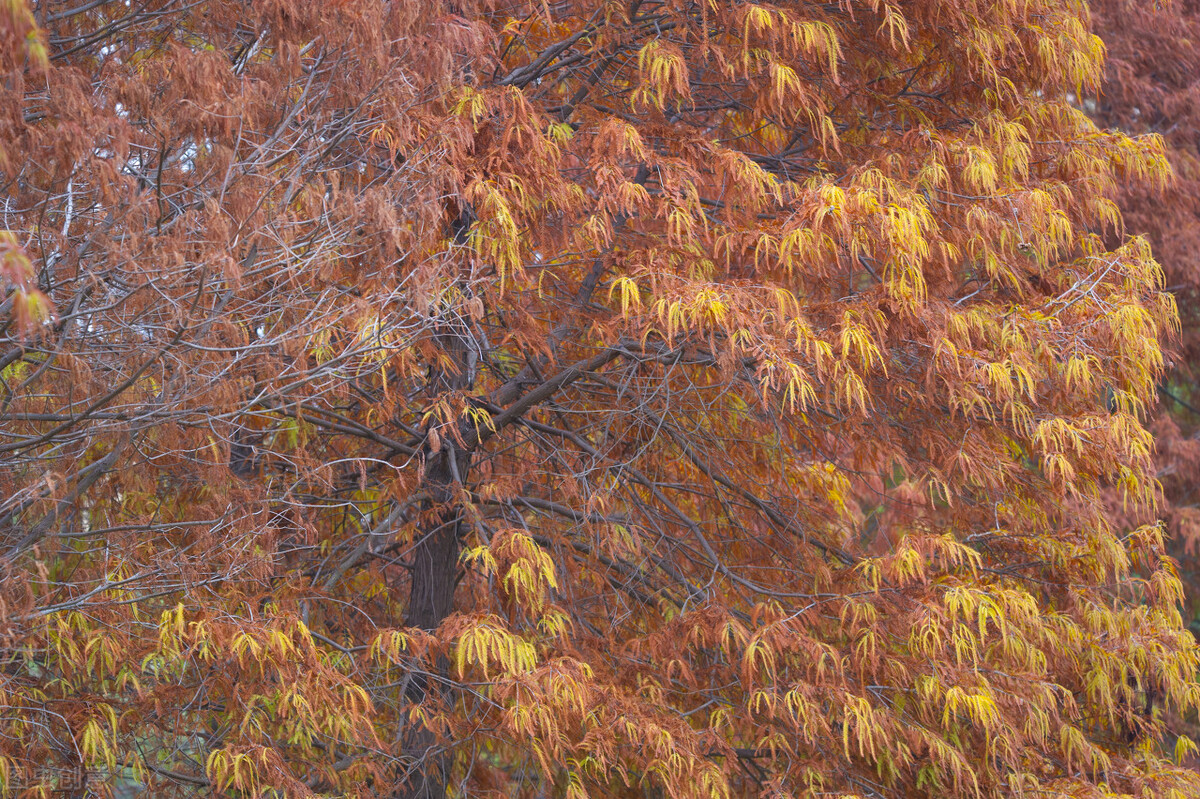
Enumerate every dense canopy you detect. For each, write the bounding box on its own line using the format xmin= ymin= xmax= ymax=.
xmin=2 ymin=0 xmax=1200 ymax=797
xmin=1089 ymin=0 xmax=1200 ymax=583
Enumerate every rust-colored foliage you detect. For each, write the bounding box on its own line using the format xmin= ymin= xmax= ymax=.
xmin=1088 ymin=0 xmax=1200 ymax=607
xmin=2 ymin=0 xmax=1200 ymax=797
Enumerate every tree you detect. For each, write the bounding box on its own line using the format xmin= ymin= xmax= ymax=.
xmin=1088 ymin=0 xmax=1200 ymax=624
xmin=2 ymin=0 xmax=1199 ymax=796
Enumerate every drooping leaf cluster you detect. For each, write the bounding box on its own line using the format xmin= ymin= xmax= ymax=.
xmin=1087 ymin=0 xmax=1200 ymax=612
xmin=2 ymin=0 xmax=1199 ymax=797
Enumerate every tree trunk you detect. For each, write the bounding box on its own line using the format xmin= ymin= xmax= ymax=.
xmin=399 ymin=306 xmax=475 ymax=798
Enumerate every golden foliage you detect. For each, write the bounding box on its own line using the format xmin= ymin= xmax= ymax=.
xmin=0 ymin=0 xmax=1197 ymax=797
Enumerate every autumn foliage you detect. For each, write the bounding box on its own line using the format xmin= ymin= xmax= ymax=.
xmin=1088 ymin=0 xmax=1200 ymax=618
xmin=3 ymin=0 xmax=1200 ymax=797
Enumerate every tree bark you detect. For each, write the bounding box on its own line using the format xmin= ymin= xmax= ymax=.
xmin=399 ymin=305 xmax=475 ymax=798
